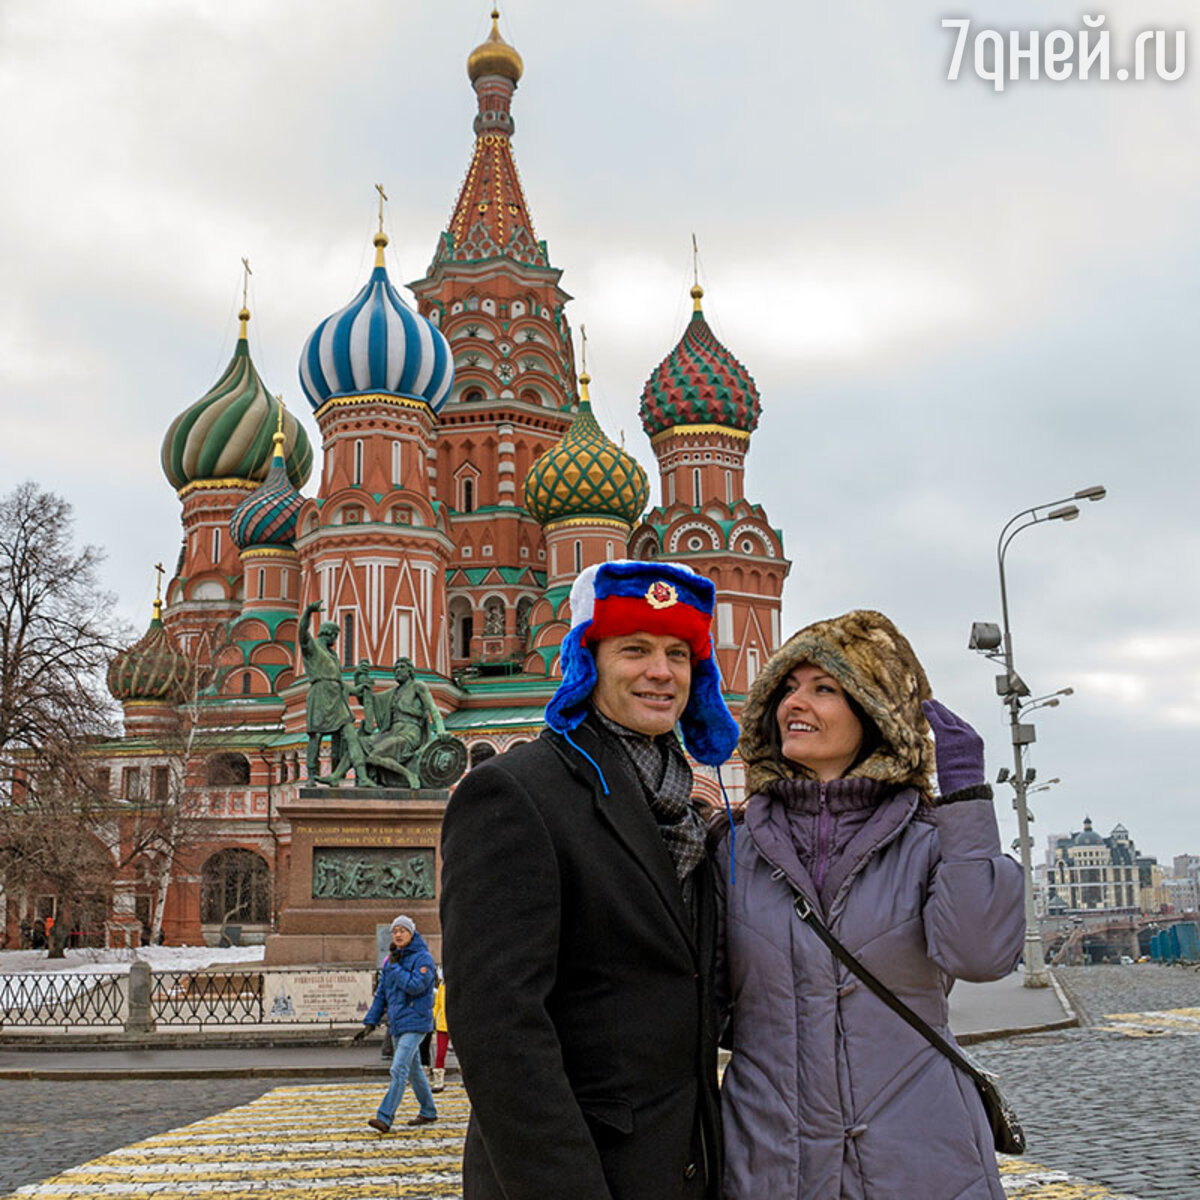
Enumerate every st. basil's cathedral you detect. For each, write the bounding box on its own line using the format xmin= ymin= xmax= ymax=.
xmin=60 ymin=14 xmax=790 ymax=949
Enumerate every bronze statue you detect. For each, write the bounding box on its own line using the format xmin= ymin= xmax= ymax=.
xmin=299 ymin=602 xmax=374 ymax=787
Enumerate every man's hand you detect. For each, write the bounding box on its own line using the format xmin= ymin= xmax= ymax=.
xmin=352 ymin=1023 xmax=375 ymax=1042
xmin=304 ymin=601 xmax=323 ymax=617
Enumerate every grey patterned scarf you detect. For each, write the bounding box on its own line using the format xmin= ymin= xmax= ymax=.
xmin=593 ymin=710 xmax=707 ymax=883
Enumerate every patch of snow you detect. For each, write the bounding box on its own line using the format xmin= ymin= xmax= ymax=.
xmin=0 ymin=944 xmax=265 ymax=976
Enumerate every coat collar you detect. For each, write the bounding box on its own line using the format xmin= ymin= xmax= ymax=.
xmin=546 ymin=715 xmax=696 ymax=954
xmin=744 ymin=781 xmax=920 ymax=919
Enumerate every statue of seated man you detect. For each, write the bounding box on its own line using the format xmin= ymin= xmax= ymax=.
xmin=361 ymin=658 xmax=447 ymax=788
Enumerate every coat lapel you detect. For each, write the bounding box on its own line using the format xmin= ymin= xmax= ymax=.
xmin=570 ymin=720 xmax=696 ymax=954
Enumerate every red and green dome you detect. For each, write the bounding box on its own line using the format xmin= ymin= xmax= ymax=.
xmin=524 ymin=378 xmax=648 ymax=527
xmin=107 ymin=607 xmax=193 ymax=704
xmin=639 ymin=286 xmax=762 ymax=438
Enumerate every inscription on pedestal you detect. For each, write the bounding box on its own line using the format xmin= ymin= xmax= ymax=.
xmin=312 ymin=847 xmax=436 ymax=900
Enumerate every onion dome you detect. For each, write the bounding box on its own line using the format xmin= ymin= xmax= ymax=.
xmin=162 ymin=307 xmax=313 ymax=492
xmin=639 ymin=284 xmax=762 ymax=438
xmin=524 ymin=374 xmax=649 ymax=526
xmin=107 ymin=592 xmax=192 ymax=704
xmin=299 ymin=233 xmax=454 ymax=413
xmin=468 ymin=8 xmax=523 ymax=83
xmin=230 ymin=408 xmax=305 ymax=550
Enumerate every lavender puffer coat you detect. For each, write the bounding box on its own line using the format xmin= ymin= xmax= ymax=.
xmin=714 ymin=780 xmax=1024 ymax=1200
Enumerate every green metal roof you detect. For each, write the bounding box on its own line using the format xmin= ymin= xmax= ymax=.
xmin=444 ymin=706 xmax=545 ymax=731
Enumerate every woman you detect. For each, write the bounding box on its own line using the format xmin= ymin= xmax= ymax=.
xmin=715 ymin=609 xmax=1024 ymax=1199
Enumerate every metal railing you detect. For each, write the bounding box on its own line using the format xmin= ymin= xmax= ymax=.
xmin=0 ymin=972 xmax=127 ymax=1028
xmin=151 ymin=970 xmax=264 ymax=1026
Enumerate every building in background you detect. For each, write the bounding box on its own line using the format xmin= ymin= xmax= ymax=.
xmin=3 ymin=15 xmax=789 ymax=948
xmin=1045 ymin=818 xmax=1140 ymax=915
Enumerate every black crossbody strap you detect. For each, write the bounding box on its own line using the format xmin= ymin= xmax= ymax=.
xmin=792 ymin=894 xmax=993 ymax=1089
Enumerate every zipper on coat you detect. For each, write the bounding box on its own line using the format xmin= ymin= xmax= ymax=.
xmin=813 ymin=781 xmax=832 ymax=897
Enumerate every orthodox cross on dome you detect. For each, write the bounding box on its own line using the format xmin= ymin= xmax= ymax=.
xmin=274 ymin=394 xmax=286 ymax=453
xmin=374 ymin=183 xmax=390 ymax=265
xmin=153 ymin=562 xmax=165 ymax=621
xmin=375 ymin=183 xmax=388 ymax=235
xmin=690 ymin=233 xmax=704 ymax=311
xmin=579 ymin=323 xmax=589 ymax=379
xmin=239 ymin=257 xmax=253 ymax=336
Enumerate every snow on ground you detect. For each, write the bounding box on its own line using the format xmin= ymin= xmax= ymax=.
xmin=0 ymin=944 xmax=266 ymax=975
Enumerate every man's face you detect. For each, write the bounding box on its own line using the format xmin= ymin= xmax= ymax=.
xmin=591 ymin=633 xmax=692 ymax=737
xmin=394 ymin=660 xmax=414 ymax=683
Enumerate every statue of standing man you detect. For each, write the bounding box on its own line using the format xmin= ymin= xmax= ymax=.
xmin=299 ymin=601 xmax=374 ymax=787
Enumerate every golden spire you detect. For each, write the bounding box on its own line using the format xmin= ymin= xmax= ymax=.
xmin=374 ymin=183 xmax=389 ymax=267
xmin=273 ymin=394 xmax=287 ymax=459
xmin=690 ymin=233 xmax=704 ymax=311
xmin=579 ymin=324 xmax=590 ymax=396
xmin=152 ymin=563 xmax=165 ymax=622
xmin=239 ymin=257 xmax=253 ymax=337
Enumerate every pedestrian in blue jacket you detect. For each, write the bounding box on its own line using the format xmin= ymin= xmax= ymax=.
xmin=355 ymin=914 xmax=438 ymax=1132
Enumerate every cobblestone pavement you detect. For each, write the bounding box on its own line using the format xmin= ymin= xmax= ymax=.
xmin=973 ymin=965 xmax=1200 ymax=1200
xmin=2 ymin=964 xmax=1196 ymax=1200
xmin=0 ymin=1077 xmax=312 ymax=1196
xmin=2 ymin=1080 xmax=1134 ymax=1200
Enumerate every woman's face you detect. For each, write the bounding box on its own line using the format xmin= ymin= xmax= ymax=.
xmin=775 ymin=663 xmax=865 ymax=782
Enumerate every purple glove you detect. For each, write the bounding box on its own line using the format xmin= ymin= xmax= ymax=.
xmin=922 ymin=699 xmax=985 ymax=796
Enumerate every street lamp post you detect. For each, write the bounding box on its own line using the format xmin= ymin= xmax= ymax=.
xmin=971 ymin=486 xmax=1106 ymax=988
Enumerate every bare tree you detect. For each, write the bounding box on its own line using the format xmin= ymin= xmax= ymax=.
xmin=0 ymin=481 xmax=126 ymax=761
xmin=0 ymin=482 xmax=131 ymax=953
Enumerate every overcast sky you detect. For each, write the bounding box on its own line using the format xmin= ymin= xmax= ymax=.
xmin=2 ymin=1 xmax=1196 ymax=862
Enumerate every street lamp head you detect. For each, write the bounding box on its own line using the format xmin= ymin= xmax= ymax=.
xmin=1048 ymin=504 xmax=1080 ymax=521
xmin=1075 ymin=485 xmax=1107 ymax=502
xmin=969 ymin=621 xmax=1003 ymax=651
xmin=1058 ymin=687 xmax=1074 ymax=697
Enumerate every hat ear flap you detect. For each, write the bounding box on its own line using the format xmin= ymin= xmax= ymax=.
xmin=545 ymin=622 xmax=597 ymax=733
xmin=679 ymin=649 xmax=740 ymax=766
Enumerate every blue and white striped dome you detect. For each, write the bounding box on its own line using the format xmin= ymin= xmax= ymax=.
xmin=299 ymin=236 xmax=454 ymax=413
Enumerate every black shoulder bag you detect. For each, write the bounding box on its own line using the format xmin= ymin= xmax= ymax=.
xmin=792 ymin=893 xmax=1026 ymax=1155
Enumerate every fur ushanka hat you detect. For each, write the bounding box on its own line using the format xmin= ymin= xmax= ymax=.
xmin=545 ymin=559 xmax=739 ymax=766
xmin=739 ymin=609 xmax=934 ymax=797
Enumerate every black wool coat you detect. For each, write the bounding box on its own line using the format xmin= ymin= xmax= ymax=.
xmin=440 ymin=716 xmax=722 ymax=1200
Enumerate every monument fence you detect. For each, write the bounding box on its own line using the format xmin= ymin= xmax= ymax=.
xmin=0 ymin=963 xmax=381 ymax=1032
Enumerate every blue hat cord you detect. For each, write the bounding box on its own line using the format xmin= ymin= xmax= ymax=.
xmin=558 ymin=727 xmax=610 ymax=796
xmin=716 ymin=765 xmax=736 ymax=885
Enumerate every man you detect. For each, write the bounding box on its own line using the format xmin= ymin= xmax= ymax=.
xmin=362 ymin=658 xmax=446 ymax=787
xmin=441 ymin=560 xmax=739 ymax=1199
xmin=298 ymin=601 xmax=372 ymax=786
xmin=353 ymin=914 xmax=438 ymax=1131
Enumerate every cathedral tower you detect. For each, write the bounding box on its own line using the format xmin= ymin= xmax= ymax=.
xmin=409 ymin=10 xmax=578 ymax=671
xmin=159 ymin=301 xmax=312 ymax=661
xmin=632 ymin=281 xmax=789 ymax=697
xmin=295 ymin=224 xmax=456 ymax=677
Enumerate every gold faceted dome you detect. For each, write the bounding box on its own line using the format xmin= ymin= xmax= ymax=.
xmin=524 ymin=378 xmax=649 ymax=527
xmin=468 ymin=9 xmax=523 ymax=83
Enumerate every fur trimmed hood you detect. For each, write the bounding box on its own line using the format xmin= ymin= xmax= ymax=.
xmin=739 ymin=609 xmax=934 ymax=797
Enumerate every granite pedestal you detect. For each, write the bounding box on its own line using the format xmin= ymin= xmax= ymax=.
xmin=265 ymin=786 xmax=449 ymax=965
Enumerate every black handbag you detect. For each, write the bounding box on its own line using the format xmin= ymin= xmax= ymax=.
xmin=791 ymin=893 xmax=1026 ymax=1155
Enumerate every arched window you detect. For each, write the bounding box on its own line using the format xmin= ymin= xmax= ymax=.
xmin=391 ymin=440 xmax=402 ymax=486
xmin=463 ymin=388 xmax=485 ymax=404
xmin=469 ymin=743 xmax=497 ymax=768
xmin=573 ymin=540 xmax=583 ymax=573
xmin=692 ymin=467 xmax=702 ymax=505
xmin=200 ymin=849 xmax=270 ymax=924
xmin=353 ymin=439 xmax=364 ymax=486
xmin=211 ymin=527 xmax=222 ymax=562
xmin=206 ymin=752 xmax=251 ymax=786
xmin=725 ymin=470 xmax=733 ymax=504
xmin=516 ymin=597 xmax=533 ymax=639
xmin=462 ymin=477 xmax=475 ymax=513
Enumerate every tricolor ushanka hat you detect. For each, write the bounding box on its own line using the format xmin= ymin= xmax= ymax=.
xmin=545 ymin=560 xmax=739 ymax=765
